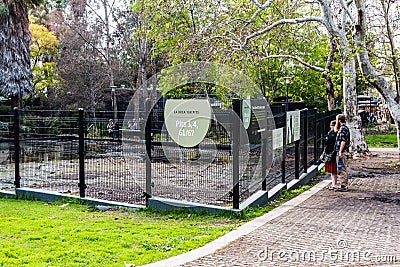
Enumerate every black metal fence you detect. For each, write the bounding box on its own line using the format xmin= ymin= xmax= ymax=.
xmin=0 ymin=113 xmax=14 ymax=190
xmin=0 ymin=104 xmax=340 ymax=208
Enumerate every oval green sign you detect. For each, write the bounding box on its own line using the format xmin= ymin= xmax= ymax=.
xmin=242 ymin=97 xmax=251 ymax=129
xmin=164 ymin=99 xmax=212 ymax=147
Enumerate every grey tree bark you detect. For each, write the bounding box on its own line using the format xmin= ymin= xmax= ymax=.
xmin=324 ymin=37 xmax=337 ymax=111
xmin=317 ymin=0 xmax=367 ymax=154
xmin=354 ymin=0 xmax=400 ymax=156
xmin=244 ymin=0 xmax=368 ymax=153
xmin=379 ymin=0 xmax=400 ymax=102
xmin=0 ymin=0 xmax=33 ymax=107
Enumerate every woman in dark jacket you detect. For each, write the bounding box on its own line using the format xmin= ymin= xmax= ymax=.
xmin=324 ymin=120 xmax=338 ymax=190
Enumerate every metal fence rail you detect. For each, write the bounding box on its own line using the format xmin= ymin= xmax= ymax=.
xmin=18 ymin=110 xmax=80 ymax=194
xmin=0 ymin=114 xmax=14 ymax=190
xmin=82 ymin=110 xmax=146 ymax=204
xmin=1 ymin=105 xmax=340 ymax=208
xmin=148 ymin=105 xmax=235 ymax=206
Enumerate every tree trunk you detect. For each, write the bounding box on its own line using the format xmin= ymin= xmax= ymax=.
xmin=134 ymin=28 xmax=150 ymax=121
xmin=396 ymin=119 xmax=400 ymax=157
xmin=342 ymin=53 xmax=368 ymax=154
xmin=356 ymin=49 xmax=400 ymax=155
xmin=325 ymin=77 xmax=335 ymax=111
xmin=102 ymin=0 xmax=117 ymax=120
xmin=354 ymin=0 xmax=400 ymax=156
xmin=324 ymin=37 xmax=336 ymax=111
xmin=10 ymin=95 xmax=19 ymax=109
xmin=0 ymin=0 xmax=33 ymax=103
xmin=318 ymin=0 xmax=369 ymax=154
xmin=380 ymin=0 xmax=400 ymax=103
xmin=382 ymin=94 xmax=400 ymax=156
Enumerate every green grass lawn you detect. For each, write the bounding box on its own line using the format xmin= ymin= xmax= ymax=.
xmin=365 ymin=134 xmax=398 ymax=148
xmin=0 ymin=199 xmax=239 ymax=267
xmin=0 ymin=185 xmax=312 ymax=267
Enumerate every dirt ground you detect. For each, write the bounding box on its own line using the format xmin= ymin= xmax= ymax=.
xmin=349 ymin=149 xmax=400 ymax=175
xmin=332 ymin=149 xmax=400 ymax=205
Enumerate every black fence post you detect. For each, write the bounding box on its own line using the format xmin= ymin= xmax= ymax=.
xmin=295 ymin=139 xmax=300 ymax=179
xmin=263 ymin=106 xmax=274 ymax=191
xmin=261 ymin=102 xmax=270 ymax=191
xmin=13 ymin=107 xmax=20 ymax=188
xmin=303 ymin=108 xmax=308 ymax=173
xmin=145 ymin=100 xmax=153 ymax=205
xmin=322 ymin=111 xmax=327 ymax=149
xmin=232 ymin=99 xmax=240 ymax=209
xmin=78 ymin=108 xmax=86 ymax=198
xmin=313 ymin=108 xmax=318 ymax=164
xmin=261 ymin=131 xmax=267 ymax=191
xmin=281 ymin=104 xmax=287 ymax=184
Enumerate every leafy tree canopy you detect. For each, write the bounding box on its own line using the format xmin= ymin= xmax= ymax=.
xmin=29 ymin=15 xmax=61 ymax=100
xmin=131 ymin=0 xmax=339 ymax=109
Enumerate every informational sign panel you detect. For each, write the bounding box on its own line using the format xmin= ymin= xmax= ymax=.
xmin=242 ymin=97 xmax=251 ymax=129
xmin=164 ymin=99 xmax=212 ymax=147
xmin=246 ymin=98 xmax=271 ymax=144
xmin=272 ymin=128 xmax=284 ymax=150
xmin=250 ymin=99 xmax=266 ymax=123
xmin=286 ymin=110 xmax=300 ymax=144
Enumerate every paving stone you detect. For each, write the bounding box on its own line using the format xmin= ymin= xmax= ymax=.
xmin=180 ymin=174 xmax=400 ymax=267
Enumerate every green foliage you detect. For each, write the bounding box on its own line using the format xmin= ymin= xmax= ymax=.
xmin=364 ymin=123 xmax=397 ymax=135
xmin=365 ymin=134 xmax=398 ymax=148
xmin=86 ymin=128 xmax=102 ymax=138
xmin=157 ymin=62 xmax=260 ymax=103
xmin=20 ymin=117 xmax=71 ymax=135
xmin=31 ymin=62 xmax=61 ymax=96
xmin=0 ymin=104 xmax=11 ymax=113
xmin=132 ymin=0 xmax=342 ymax=109
xmin=0 ymin=3 xmax=9 ymax=15
xmin=20 ymin=125 xmax=33 ymax=133
xmin=42 ymin=0 xmax=66 ymax=9
xmin=387 ymin=123 xmax=395 ymax=133
xmin=0 ymin=121 xmax=9 ymax=131
xmin=25 ymin=0 xmax=42 ymax=5
xmin=29 ymin=19 xmax=59 ymax=58
xmin=29 ymin=17 xmax=62 ymax=100
xmin=131 ymin=0 xmax=216 ymax=64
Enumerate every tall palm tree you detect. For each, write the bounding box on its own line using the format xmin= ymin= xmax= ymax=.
xmin=0 ymin=0 xmax=37 ymax=108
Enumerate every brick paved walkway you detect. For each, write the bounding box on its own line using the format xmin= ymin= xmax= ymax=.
xmin=142 ymin=151 xmax=400 ymax=267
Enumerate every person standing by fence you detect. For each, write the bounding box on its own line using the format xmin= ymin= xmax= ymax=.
xmin=323 ymin=120 xmax=338 ymax=190
xmin=107 ymin=119 xmax=115 ymax=138
xmin=334 ymin=114 xmax=350 ymax=191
